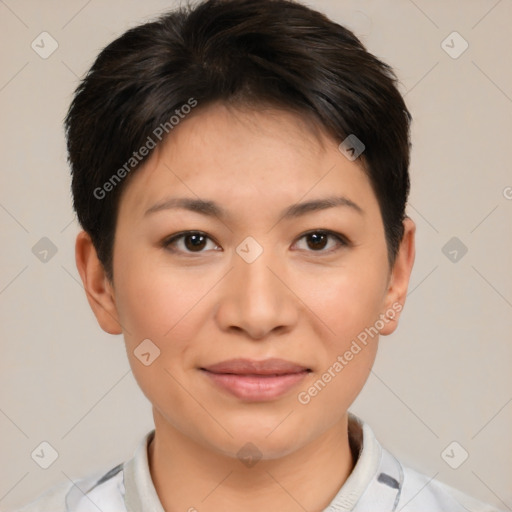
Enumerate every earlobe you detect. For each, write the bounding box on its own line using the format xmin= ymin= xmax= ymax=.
xmin=379 ymin=217 xmax=416 ymax=336
xmin=75 ymin=230 xmax=123 ymax=335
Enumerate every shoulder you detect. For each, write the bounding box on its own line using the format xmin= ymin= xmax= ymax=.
xmin=352 ymin=414 xmax=504 ymax=512
xmin=8 ymin=479 xmax=74 ymax=512
xmin=7 ymin=463 xmax=126 ymax=512
xmin=396 ymin=458 xmax=504 ymax=512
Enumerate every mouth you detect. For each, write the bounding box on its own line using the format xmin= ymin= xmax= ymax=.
xmin=199 ymin=358 xmax=312 ymax=402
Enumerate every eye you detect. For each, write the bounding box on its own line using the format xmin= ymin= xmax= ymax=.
xmin=162 ymin=231 xmax=220 ymax=254
xmin=293 ymin=230 xmax=349 ymax=253
xmin=162 ymin=229 xmax=349 ymax=255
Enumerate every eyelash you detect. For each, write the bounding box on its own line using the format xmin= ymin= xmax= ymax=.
xmin=161 ymin=230 xmax=350 ymax=256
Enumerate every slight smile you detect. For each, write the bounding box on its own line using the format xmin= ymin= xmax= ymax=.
xmin=200 ymin=358 xmax=312 ymax=402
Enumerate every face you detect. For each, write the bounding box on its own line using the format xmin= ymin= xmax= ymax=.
xmin=82 ymin=102 xmax=414 ymax=460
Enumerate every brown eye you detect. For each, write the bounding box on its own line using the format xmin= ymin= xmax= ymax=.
xmin=294 ymin=230 xmax=348 ymax=253
xmin=163 ymin=231 xmax=219 ymax=254
xmin=183 ymin=233 xmax=208 ymax=251
xmin=306 ymin=232 xmax=328 ymax=250
xmin=163 ymin=229 xmax=349 ymax=256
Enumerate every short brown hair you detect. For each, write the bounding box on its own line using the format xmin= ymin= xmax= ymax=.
xmin=65 ymin=0 xmax=412 ymax=281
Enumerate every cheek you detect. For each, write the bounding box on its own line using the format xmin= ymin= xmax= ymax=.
xmin=291 ymin=251 xmax=387 ymax=404
xmin=112 ymin=253 xmax=223 ymax=394
xmin=294 ymin=267 xmax=384 ymax=417
xmin=300 ymin=260 xmax=388 ymax=344
xmin=113 ymin=247 xmax=211 ymax=341
xmin=113 ymin=259 xmax=205 ymax=415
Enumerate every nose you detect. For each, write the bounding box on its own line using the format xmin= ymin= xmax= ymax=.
xmin=215 ymin=247 xmax=299 ymax=340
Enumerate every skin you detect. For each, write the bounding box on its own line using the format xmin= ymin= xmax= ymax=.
xmin=76 ymin=102 xmax=415 ymax=512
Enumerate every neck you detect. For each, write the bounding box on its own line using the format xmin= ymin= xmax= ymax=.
xmin=148 ymin=411 xmax=356 ymax=512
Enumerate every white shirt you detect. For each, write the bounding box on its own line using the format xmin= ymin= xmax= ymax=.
xmin=11 ymin=413 xmax=504 ymax=512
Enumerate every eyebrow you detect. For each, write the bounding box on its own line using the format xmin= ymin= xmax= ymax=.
xmin=144 ymin=195 xmax=364 ymax=221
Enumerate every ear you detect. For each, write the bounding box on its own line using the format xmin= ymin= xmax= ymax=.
xmin=379 ymin=216 xmax=416 ymax=336
xmin=75 ymin=230 xmax=123 ymax=335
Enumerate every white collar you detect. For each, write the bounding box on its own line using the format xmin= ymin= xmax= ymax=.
xmin=122 ymin=412 xmax=399 ymax=512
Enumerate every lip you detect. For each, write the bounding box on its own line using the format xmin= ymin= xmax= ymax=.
xmin=200 ymin=358 xmax=311 ymax=402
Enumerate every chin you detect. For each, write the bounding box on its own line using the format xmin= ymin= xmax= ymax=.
xmin=211 ymin=435 xmax=304 ymax=464
xmin=212 ymin=420 xmax=308 ymax=458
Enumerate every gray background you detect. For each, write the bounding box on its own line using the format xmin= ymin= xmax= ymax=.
xmin=1 ymin=0 xmax=511 ymax=510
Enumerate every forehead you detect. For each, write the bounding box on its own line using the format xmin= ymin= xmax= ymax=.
xmin=117 ymin=102 xmax=377 ymax=221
